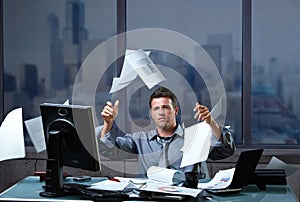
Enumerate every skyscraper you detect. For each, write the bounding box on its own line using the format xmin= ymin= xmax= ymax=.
xmin=23 ymin=64 xmax=39 ymax=98
xmin=45 ymin=12 xmax=64 ymax=91
xmin=62 ymin=0 xmax=88 ymax=87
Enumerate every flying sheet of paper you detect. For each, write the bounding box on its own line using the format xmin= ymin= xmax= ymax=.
xmin=266 ymin=156 xmax=298 ymax=176
xmin=24 ymin=116 xmax=45 ymax=153
xmin=127 ymin=49 xmax=166 ymax=89
xmin=109 ymin=50 xmax=144 ymax=93
xmin=109 ymin=49 xmax=166 ymax=93
xmin=109 ymin=60 xmax=137 ymax=93
xmin=180 ymin=121 xmax=211 ymax=168
xmin=0 ymin=108 xmax=25 ymax=161
xmin=63 ymin=99 xmax=70 ymax=105
xmin=24 ymin=100 xmax=69 ymax=153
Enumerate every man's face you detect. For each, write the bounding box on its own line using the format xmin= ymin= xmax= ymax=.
xmin=150 ymin=97 xmax=178 ymax=130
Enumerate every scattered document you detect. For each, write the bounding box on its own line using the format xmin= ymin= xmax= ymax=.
xmin=90 ymin=166 xmax=185 ymax=191
xmin=24 ymin=99 xmax=70 ymax=153
xmin=0 ymin=108 xmax=25 ymax=161
xmin=180 ymin=122 xmax=212 ymax=168
xmin=142 ymin=182 xmax=202 ymax=198
xmin=198 ymin=168 xmax=235 ymax=190
xmin=109 ymin=49 xmax=166 ymax=93
xmin=147 ymin=166 xmax=185 ymax=185
xmin=90 ymin=176 xmax=202 ymax=198
xmin=90 ymin=178 xmax=136 ymax=191
xmin=266 ymin=156 xmax=298 ymax=176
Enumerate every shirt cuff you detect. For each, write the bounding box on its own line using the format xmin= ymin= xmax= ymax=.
xmin=96 ymin=125 xmax=117 ymax=148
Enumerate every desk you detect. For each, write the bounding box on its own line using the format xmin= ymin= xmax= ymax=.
xmin=0 ymin=176 xmax=298 ymax=201
xmin=0 ymin=176 xmax=101 ymax=201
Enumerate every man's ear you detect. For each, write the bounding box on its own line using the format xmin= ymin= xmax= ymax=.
xmin=175 ymin=106 xmax=179 ymax=115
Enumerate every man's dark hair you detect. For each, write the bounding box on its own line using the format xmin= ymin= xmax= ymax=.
xmin=149 ymin=86 xmax=178 ymax=108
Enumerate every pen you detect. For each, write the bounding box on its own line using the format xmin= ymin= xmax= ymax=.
xmin=106 ymin=176 xmax=120 ymax=182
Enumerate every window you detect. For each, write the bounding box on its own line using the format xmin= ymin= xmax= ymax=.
xmin=3 ymin=0 xmax=117 ymax=145
xmin=126 ymin=0 xmax=243 ymax=143
xmin=2 ymin=0 xmax=300 ymax=148
xmin=252 ymin=0 xmax=300 ymax=145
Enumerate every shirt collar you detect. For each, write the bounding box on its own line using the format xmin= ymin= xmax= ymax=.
xmin=149 ymin=124 xmax=184 ymax=141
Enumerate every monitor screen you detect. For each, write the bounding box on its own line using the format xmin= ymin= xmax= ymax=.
xmin=39 ymin=103 xmax=101 ymax=197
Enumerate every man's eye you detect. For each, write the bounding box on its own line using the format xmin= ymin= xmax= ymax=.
xmin=163 ymin=106 xmax=171 ymax=110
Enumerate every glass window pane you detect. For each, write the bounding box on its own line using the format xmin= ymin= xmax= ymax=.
xmin=252 ymin=0 xmax=300 ymax=145
xmin=127 ymin=0 xmax=243 ymax=143
xmin=3 ymin=0 xmax=117 ymax=145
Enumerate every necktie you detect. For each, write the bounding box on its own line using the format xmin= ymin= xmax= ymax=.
xmin=158 ymin=141 xmax=170 ymax=168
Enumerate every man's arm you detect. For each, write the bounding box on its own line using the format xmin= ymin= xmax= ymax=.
xmin=100 ymin=100 xmax=119 ymax=138
xmin=208 ymin=118 xmax=222 ymax=141
xmin=193 ymin=102 xmax=235 ymax=159
xmin=208 ymin=127 xmax=236 ymax=160
xmin=98 ymin=100 xmax=139 ymax=159
xmin=193 ymin=102 xmax=222 ymax=140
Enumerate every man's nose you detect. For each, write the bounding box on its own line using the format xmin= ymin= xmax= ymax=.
xmin=159 ymin=108 xmax=166 ymax=114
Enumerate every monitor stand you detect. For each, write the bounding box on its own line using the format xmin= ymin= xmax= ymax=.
xmin=40 ymin=130 xmax=64 ymax=197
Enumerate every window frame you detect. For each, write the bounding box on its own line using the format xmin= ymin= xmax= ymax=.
xmin=0 ymin=0 xmax=3 ymax=123
xmin=242 ymin=0 xmax=252 ymax=147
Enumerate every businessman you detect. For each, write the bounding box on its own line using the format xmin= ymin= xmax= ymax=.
xmin=98 ymin=86 xmax=235 ymax=183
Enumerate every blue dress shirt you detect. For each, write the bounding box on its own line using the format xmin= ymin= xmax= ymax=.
xmin=97 ymin=124 xmax=235 ymax=177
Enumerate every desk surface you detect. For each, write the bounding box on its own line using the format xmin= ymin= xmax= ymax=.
xmin=0 ymin=176 xmax=298 ymax=202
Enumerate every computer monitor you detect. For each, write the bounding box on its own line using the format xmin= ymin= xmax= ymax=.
xmin=39 ymin=103 xmax=101 ymax=197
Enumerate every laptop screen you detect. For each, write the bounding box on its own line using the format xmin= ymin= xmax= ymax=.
xmin=229 ymin=148 xmax=264 ymax=188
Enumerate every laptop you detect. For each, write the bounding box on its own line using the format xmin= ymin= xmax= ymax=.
xmin=206 ymin=148 xmax=264 ymax=195
xmin=229 ymin=148 xmax=264 ymax=188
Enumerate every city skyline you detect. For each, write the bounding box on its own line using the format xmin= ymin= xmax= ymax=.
xmin=3 ymin=0 xmax=300 ymax=80
xmin=3 ymin=0 xmax=300 ymax=145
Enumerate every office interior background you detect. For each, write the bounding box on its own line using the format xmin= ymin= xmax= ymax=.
xmin=0 ymin=0 xmax=299 ymax=199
